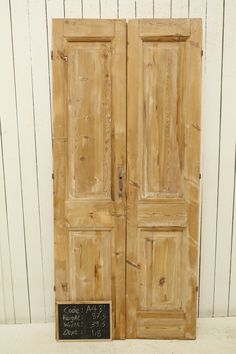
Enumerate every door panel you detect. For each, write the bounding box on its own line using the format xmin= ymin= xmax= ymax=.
xmin=126 ymin=19 xmax=202 ymax=339
xmin=67 ymin=42 xmax=112 ymax=199
xmin=69 ymin=230 xmax=112 ymax=301
xmin=52 ymin=19 xmax=126 ymax=339
xmin=138 ymin=229 xmax=183 ymax=310
xmin=142 ymin=42 xmax=185 ymax=197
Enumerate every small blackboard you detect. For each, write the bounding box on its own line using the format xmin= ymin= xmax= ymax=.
xmin=56 ymin=301 xmax=112 ymax=341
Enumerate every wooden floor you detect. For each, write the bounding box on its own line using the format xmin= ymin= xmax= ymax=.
xmin=0 ymin=318 xmax=235 ymax=353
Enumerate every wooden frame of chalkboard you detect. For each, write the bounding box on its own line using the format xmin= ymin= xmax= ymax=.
xmin=56 ymin=301 xmax=112 ymax=341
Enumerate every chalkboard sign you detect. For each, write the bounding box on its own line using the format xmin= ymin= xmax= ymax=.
xmin=56 ymin=301 xmax=112 ymax=341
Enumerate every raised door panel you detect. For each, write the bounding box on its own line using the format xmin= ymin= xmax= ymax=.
xmin=52 ymin=19 xmax=126 ymax=339
xmin=138 ymin=229 xmax=183 ymax=310
xmin=69 ymin=230 xmax=112 ymax=301
xmin=67 ymin=42 xmax=112 ymax=199
xmin=142 ymin=42 xmax=185 ymax=198
xmin=126 ymin=19 xmax=201 ymax=339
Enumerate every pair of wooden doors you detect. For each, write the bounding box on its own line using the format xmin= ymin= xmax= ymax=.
xmin=52 ymin=19 xmax=201 ymax=340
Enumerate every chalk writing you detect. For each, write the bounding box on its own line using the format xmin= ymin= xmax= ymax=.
xmin=57 ymin=303 xmax=111 ymax=340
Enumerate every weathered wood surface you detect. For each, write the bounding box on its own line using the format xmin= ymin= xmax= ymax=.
xmin=126 ymin=19 xmax=202 ymax=339
xmin=52 ymin=19 xmax=126 ymax=339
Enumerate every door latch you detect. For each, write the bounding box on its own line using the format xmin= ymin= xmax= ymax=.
xmin=118 ymin=167 xmax=125 ymax=198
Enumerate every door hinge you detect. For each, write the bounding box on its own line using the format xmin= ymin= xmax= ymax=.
xmin=51 ymin=50 xmax=53 ymax=60
xmin=196 ymin=286 xmax=199 ymax=292
xmin=53 ymin=285 xmax=56 ymax=292
xmin=201 ymin=49 xmax=203 ymax=57
xmin=52 ymin=173 xmax=54 ymax=180
xmin=199 ymin=173 xmax=202 ymax=180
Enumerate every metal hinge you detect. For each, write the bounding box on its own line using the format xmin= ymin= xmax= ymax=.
xmin=51 ymin=50 xmax=53 ymax=60
xmin=53 ymin=285 xmax=56 ymax=292
xmin=199 ymin=173 xmax=202 ymax=180
xmin=196 ymin=286 xmax=199 ymax=292
xmin=52 ymin=173 xmax=54 ymax=180
xmin=201 ymin=49 xmax=203 ymax=57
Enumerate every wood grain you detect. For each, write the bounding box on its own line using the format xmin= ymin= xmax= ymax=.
xmin=126 ymin=19 xmax=202 ymax=339
xmin=52 ymin=19 xmax=126 ymax=339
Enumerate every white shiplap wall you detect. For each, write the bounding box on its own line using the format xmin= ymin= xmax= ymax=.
xmin=0 ymin=0 xmax=235 ymax=324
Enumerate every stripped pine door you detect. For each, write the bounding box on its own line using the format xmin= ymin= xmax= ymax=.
xmin=126 ymin=19 xmax=202 ymax=339
xmin=53 ymin=18 xmax=201 ymax=340
xmin=52 ymin=19 xmax=126 ymax=339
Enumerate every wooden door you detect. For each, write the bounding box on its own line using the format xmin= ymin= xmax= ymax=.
xmin=52 ymin=19 xmax=126 ymax=339
xmin=126 ymin=19 xmax=202 ymax=339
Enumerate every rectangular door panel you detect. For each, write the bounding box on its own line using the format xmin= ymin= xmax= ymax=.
xmin=52 ymin=19 xmax=126 ymax=339
xmin=69 ymin=230 xmax=112 ymax=301
xmin=138 ymin=229 xmax=183 ymax=310
xmin=142 ymin=42 xmax=185 ymax=197
xmin=67 ymin=42 xmax=112 ymax=199
xmin=126 ymin=19 xmax=202 ymax=339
